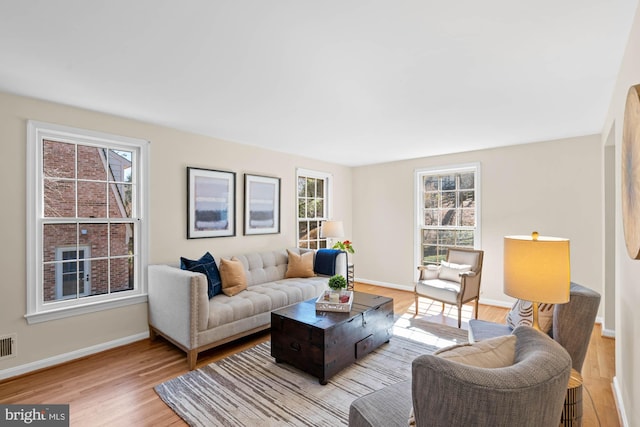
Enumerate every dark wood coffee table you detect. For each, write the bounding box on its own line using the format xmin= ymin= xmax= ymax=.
xmin=270 ymin=291 xmax=394 ymax=384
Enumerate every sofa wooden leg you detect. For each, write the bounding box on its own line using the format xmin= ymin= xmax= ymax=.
xmin=188 ymin=350 xmax=198 ymax=370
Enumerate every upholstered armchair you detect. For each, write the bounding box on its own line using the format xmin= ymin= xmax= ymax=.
xmin=469 ymin=282 xmax=600 ymax=373
xmin=415 ymin=248 xmax=484 ymax=327
xmin=349 ymin=326 xmax=572 ymax=427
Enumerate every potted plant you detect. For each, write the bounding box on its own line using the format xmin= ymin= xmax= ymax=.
xmin=328 ymin=274 xmax=347 ymax=291
xmin=327 ymin=274 xmax=349 ymax=303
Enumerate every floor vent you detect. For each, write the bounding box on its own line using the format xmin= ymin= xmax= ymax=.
xmin=0 ymin=334 xmax=16 ymax=359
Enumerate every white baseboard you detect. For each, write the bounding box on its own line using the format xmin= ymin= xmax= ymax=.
xmin=601 ymin=327 xmax=616 ymax=338
xmin=477 ymin=297 xmax=512 ymax=309
xmin=612 ymin=376 xmax=629 ymax=426
xmin=355 ymin=278 xmax=413 ymax=291
xmin=0 ymin=331 xmax=149 ymax=381
xmin=356 ymin=278 xmax=515 ymax=308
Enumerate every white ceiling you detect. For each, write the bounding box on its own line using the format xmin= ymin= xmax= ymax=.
xmin=0 ymin=1 xmax=637 ymax=166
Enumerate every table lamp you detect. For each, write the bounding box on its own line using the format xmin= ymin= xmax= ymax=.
xmin=503 ymin=232 xmax=570 ymax=330
xmin=320 ymin=220 xmax=344 ymax=248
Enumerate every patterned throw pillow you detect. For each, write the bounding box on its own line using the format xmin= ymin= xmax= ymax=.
xmin=180 ymin=252 xmax=222 ymax=299
xmin=506 ymin=300 xmax=554 ymax=333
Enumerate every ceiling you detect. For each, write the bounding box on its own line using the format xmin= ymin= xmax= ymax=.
xmin=0 ymin=1 xmax=637 ymax=166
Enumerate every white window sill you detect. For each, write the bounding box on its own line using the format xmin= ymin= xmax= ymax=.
xmin=25 ymin=294 xmax=148 ymax=324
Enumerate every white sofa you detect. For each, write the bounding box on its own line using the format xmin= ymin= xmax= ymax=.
xmin=148 ymin=248 xmax=347 ymax=369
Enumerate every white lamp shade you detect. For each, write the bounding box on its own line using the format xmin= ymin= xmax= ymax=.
xmin=504 ymin=234 xmax=570 ymax=304
xmin=320 ymin=220 xmax=344 ymax=238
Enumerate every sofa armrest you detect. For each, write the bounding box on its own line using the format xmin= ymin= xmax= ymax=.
xmin=148 ymin=265 xmax=209 ymax=350
xmin=335 ymin=251 xmax=348 ymax=279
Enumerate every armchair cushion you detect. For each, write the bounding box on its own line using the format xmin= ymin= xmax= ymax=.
xmin=438 ymin=261 xmax=472 ymax=283
xmin=506 ymin=300 xmax=554 ymax=333
xmin=434 ymin=334 xmax=516 ymax=368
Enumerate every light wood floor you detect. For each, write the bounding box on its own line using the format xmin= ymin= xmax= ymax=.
xmin=0 ymin=284 xmax=618 ymax=426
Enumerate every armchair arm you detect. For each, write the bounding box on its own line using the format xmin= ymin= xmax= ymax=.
xmin=417 ymin=264 xmax=439 ymax=280
xmin=458 ymin=270 xmax=481 ymax=303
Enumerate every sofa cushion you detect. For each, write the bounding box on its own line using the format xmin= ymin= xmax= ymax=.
xmin=180 ymin=252 xmax=221 ymax=298
xmin=506 ymin=300 xmax=554 ymax=333
xmin=438 ymin=260 xmax=471 ymax=283
xmin=207 ymin=276 xmax=328 ymax=328
xmin=285 ymin=249 xmax=315 ymax=278
xmin=434 ymin=334 xmax=516 ymax=368
xmin=219 ymin=257 xmax=248 ymax=296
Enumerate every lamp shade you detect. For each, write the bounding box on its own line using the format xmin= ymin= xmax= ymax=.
xmin=504 ymin=233 xmax=570 ymax=304
xmin=320 ymin=220 xmax=344 ymax=239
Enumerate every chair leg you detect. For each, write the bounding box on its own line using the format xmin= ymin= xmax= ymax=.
xmin=474 ymin=299 xmax=479 ymax=319
xmin=442 ymin=302 xmax=445 ymax=312
xmin=457 ymin=306 xmax=462 ymax=328
xmin=415 ymin=294 xmax=419 ymax=315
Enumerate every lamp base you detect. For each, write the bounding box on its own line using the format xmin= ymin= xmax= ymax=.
xmin=531 ymin=301 xmax=541 ymax=331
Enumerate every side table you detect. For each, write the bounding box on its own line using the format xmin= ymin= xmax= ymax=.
xmin=560 ymin=368 xmax=583 ymax=426
xmin=347 ymin=263 xmax=355 ymax=290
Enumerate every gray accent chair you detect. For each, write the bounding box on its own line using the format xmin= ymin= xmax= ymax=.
xmin=468 ymin=282 xmax=600 ymax=372
xmin=415 ymin=248 xmax=484 ymax=328
xmin=349 ymin=326 xmax=572 ymax=427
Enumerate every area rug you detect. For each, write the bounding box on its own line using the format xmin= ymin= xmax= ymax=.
xmin=155 ymin=321 xmax=467 ymax=427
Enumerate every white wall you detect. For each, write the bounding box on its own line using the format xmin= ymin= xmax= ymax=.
xmin=602 ymin=1 xmax=640 ymax=424
xmin=352 ymin=135 xmax=603 ymax=309
xmin=0 ymin=91 xmax=352 ymax=375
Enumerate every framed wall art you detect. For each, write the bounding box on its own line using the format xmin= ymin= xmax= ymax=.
xmin=244 ymin=174 xmax=280 ymax=235
xmin=187 ymin=167 xmax=236 ymax=238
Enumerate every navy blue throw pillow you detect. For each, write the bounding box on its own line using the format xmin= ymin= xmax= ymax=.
xmin=180 ymin=252 xmax=222 ymax=299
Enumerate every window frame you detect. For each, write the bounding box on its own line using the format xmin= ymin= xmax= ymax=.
xmin=26 ymin=121 xmax=149 ymax=324
xmin=414 ymin=163 xmax=481 ymax=272
xmin=296 ymin=168 xmax=332 ymax=249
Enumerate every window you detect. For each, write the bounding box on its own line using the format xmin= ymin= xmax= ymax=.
xmin=26 ymin=121 xmax=149 ymax=323
xmin=296 ymin=169 xmax=331 ymax=249
xmin=416 ymin=163 xmax=481 ymax=266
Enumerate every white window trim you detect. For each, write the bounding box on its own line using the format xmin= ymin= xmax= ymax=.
xmin=296 ymin=168 xmax=333 ymax=247
xmin=26 ymin=120 xmax=149 ymax=324
xmin=296 ymin=168 xmax=333 ymax=219
xmin=414 ymin=162 xmax=482 ymax=275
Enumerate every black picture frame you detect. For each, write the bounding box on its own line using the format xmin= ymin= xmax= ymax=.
xmin=187 ymin=167 xmax=236 ymax=238
xmin=244 ymin=174 xmax=281 ymax=235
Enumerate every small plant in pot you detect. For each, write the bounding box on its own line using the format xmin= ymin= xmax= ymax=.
xmin=327 ymin=274 xmax=350 ymax=303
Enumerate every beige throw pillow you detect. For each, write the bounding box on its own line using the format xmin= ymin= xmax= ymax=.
xmin=434 ymin=334 xmax=516 ymax=368
xmin=506 ymin=300 xmax=554 ymax=333
xmin=285 ymin=250 xmax=315 ymax=278
xmin=438 ymin=260 xmax=472 ymax=283
xmin=219 ymin=257 xmax=248 ymax=296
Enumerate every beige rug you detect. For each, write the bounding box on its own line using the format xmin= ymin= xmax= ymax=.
xmin=155 ymin=319 xmax=467 ymax=427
